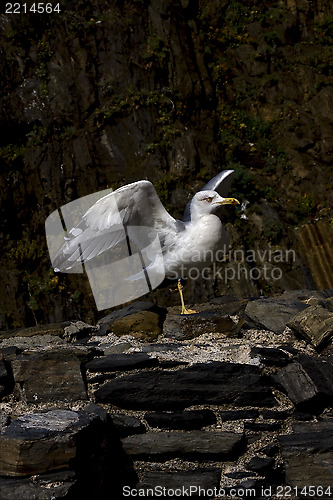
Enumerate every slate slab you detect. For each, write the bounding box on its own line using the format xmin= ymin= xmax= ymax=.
xmin=11 ymin=349 xmax=88 ymax=402
xmin=251 ymin=346 xmax=292 ymax=365
xmin=97 ymin=301 xmax=167 ymax=337
xmin=86 ymin=352 xmax=158 ymax=372
xmin=95 ymin=362 xmax=276 ymax=410
xmin=220 ymin=409 xmax=259 ymax=421
xmin=121 ymin=430 xmax=244 ymax=460
xmin=273 ymin=355 xmax=333 ymax=412
xmin=0 ymin=407 xmax=106 ymax=476
xmin=110 ymin=414 xmax=146 ymax=437
xmin=0 ymin=471 xmax=77 ymax=500
xmin=279 ymin=421 xmax=333 ymax=492
xmin=288 ymin=304 xmax=333 ymax=347
xmin=145 ymin=409 xmax=216 ymax=430
xmin=245 ymin=298 xmax=309 ymax=333
xmin=0 ymin=322 xmax=72 ymax=340
xmin=163 ymin=310 xmax=242 ymax=340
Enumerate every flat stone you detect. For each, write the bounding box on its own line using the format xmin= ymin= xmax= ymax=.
xmin=261 ymin=409 xmax=291 ymax=420
xmin=279 ymin=421 xmax=333 ymax=490
xmin=0 ymin=335 xmax=67 ymax=351
xmin=163 ymin=310 xmax=240 ymax=340
xmin=0 ymin=471 xmax=77 ymax=500
xmin=0 ymin=406 xmax=107 ymax=476
xmin=97 ymin=301 xmax=167 ymax=337
xmin=225 ymin=470 xmax=258 ymax=479
xmin=111 ymin=311 xmax=163 ymax=341
xmin=121 ymin=430 xmax=244 ymax=460
xmin=244 ymin=421 xmax=282 ymax=431
xmin=220 ymin=409 xmax=260 ymax=421
xmin=137 ymin=468 xmax=221 ymax=492
xmin=251 ymin=346 xmax=292 ymax=366
xmin=145 ymin=409 xmax=216 ymax=430
xmin=98 ymin=342 xmax=132 ymax=355
xmin=288 ymin=304 xmax=333 ymax=347
xmin=11 ymin=349 xmax=88 ymax=403
xmin=245 ymin=298 xmax=309 ymax=334
xmin=86 ymin=352 xmax=158 ymax=372
xmin=246 ymin=456 xmax=275 ymax=473
xmin=0 ymin=322 xmax=72 ymax=340
xmin=95 ymin=362 xmax=276 ymax=410
xmin=273 ymin=355 xmax=333 ymax=412
xmin=110 ymin=414 xmax=146 ymax=437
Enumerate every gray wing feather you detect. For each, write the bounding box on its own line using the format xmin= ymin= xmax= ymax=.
xmin=53 ymin=180 xmax=182 ymax=271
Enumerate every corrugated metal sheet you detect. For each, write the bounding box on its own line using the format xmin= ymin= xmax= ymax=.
xmin=295 ymin=220 xmax=333 ymax=289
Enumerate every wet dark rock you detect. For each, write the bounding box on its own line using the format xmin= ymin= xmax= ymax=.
xmin=246 ymin=456 xmax=275 ymax=474
xmin=260 ymin=442 xmax=279 ymax=457
xmin=261 ymin=409 xmax=291 ymax=420
xmin=0 ymin=322 xmax=72 ymax=340
xmin=10 ymin=349 xmax=88 ymax=403
xmin=273 ymin=355 xmax=333 ymax=412
xmin=251 ymin=346 xmax=292 ymax=365
xmin=97 ymin=301 xmax=167 ymax=339
xmin=121 ymin=430 xmax=245 ymax=460
xmin=0 ymin=471 xmax=77 ymax=500
xmin=110 ymin=414 xmax=146 ymax=438
xmin=0 ymin=407 xmax=107 ymax=476
xmin=225 ymin=470 xmax=258 ymax=479
xmin=86 ymin=352 xmax=159 ymax=372
xmin=163 ymin=310 xmax=241 ymax=340
xmin=220 ymin=409 xmax=260 ymax=421
xmin=287 ymin=304 xmax=333 ymax=348
xmin=245 ymin=298 xmax=309 ymax=334
xmin=293 ymin=412 xmax=315 ymax=421
xmin=279 ymin=421 xmax=333 ymax=490
xmin=95 ymin=362 xmax=276 ymax=410
xmin=137 ymin=468 xmax=221 ymax=493
xmin=145 ymin=409 xmax=216 ymax=430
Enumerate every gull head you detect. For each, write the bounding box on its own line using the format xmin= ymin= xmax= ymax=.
xmin=189 ymin=190 xmax=239 ymax=219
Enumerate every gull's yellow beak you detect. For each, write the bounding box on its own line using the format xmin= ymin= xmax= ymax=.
xmin=218 ymin=197 xmax=240 ymax=205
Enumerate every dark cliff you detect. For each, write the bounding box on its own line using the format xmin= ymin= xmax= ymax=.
xmin=1 ymin=0 xmax=332 ymax=328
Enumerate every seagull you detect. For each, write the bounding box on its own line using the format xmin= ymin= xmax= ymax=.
xmin=52 ymin=170 xmax=239 ymax=314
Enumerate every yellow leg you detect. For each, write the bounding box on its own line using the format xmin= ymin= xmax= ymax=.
xmin=177 ymin=280 xmax=197 ymax=315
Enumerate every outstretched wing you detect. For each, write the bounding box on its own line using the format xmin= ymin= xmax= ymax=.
xmin=183 ymin=170 xmax=234 ymax=221
xmin=53 ymin=180 xmax=182 ymax=271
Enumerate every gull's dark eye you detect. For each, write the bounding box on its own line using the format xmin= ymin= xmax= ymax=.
xmin=203 ymin=197 xmax=213 ymax=203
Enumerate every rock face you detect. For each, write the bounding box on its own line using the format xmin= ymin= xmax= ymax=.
xmin=94 ymin=361 xmax=276 ymax=410
xmin=11 ymin=349 xmax=88 ymax=403
xmin=0 ymin=410 xmax=87 ymax=476
xmin=121 ymin=430 xmax=245 ymax=460
xmin=279 ymin=421 xmax=333 ymax=491
xmin=1 ymin=0 xmax=333 ymax=329
xmin=288 ymin=304 xmax=333 ymax=347
xmin=1 ymin=294 xmax=333 ymax=498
